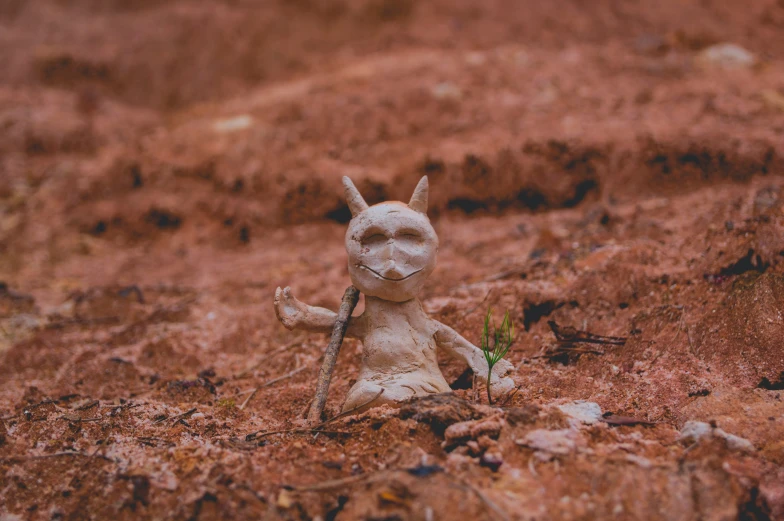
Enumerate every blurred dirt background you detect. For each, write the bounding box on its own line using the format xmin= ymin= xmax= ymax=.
xmin=1 ymin=0 xmax=784 ymax=519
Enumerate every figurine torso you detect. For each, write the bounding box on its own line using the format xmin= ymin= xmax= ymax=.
xmin=343 ymin=296 xmax=452 ymax=409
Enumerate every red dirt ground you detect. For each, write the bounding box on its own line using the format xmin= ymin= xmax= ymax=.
xmin=1 ymin=1 xmax=783 ymax=519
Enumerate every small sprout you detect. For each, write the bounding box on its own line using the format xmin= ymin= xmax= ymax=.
xmin=481 ymin=308 xmax=515 ymax=404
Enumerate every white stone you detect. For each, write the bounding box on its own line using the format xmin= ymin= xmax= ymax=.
xmin=721 ymin=432 xmax=755 ymax=452
xmin=430 ymin=82 xmax=462 ymax=100
xmin=465 ymin=52 xmax=487 ymax=66
xmin=274 ymin=176 xmax=514 ymax=411
xmin=213 ymin=114 xmax=253 ymax=133
xmin=557 ymin=400 xmax=603 ymax=425
xmin=679 ymin=421 xmax=755 ymax=452
xmin=697 ymin=43 xmax=756 ymax=69
xmin=679 ymin=420 xmax=713 ymax=441
xmin=625 ymin=454 xmax=653 ymax=469
xmin=518 ymin=428 xmax=582 ymax=460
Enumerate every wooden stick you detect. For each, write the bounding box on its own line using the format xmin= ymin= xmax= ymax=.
xmin=307 ymin=286 xmax=360 ymax=426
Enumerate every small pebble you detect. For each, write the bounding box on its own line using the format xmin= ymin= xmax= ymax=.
xmin=696 ymin=43 xmax=756 ymax=69
xmin=557 ymin=401 xmax=603 ymax=425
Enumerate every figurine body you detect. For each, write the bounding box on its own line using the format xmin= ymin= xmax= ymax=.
xmin=275 ymin=176 xmax=514 ymax=411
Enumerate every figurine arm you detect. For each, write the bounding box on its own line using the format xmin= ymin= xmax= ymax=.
xmin=274 ymin=287 xmax=366 ymax=339
xmin=433 ymin=321 xmax=514 ymax=395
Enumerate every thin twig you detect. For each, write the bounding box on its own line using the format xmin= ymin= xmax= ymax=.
xmin=471 ymin=486 xmax=510 ymax=521
xmin=482 ymin=267 xmax=526 ymax=282
xmin=291 ymin=473 xmax=370 ymax=492
xmin=153 ymin=407 xmax=196 ymax=425
xmin=244 ymin=389 xmax=383 ymax=441
xmin=684 ymin=317 xmax=696 ymax=357
xmin=128 ymin=388 xmax=157 ymax=399
xmin=170 ymin=407 xmax=197 ymax=424
xmin=679 ymin=440 xmax=700 ymax=464
xmin=100 ymin=403 xmax=143 ymax=416
xmin=250 ymin=428 xmax=352 ymax=441
xmin=298 ymin=398 xmax=314 ymax=420
xmin=0 ymin=451 xmax=81 ymax=461
xmin=74 ymin=400 xmax=100 ymax=411
xmin=447 ymin=477 xmax=510 ymax=521
xmin=235 ymin=340 xmax=304 ymax=378
xmin=261 ymin=365 xmax=306 ymax=388
xmin=0 ymin=451 xmax=113 ymax=462
xmin=531 ymin=348 xmax=605 ymax=359
xmin=289 ymin=465 xmax=508 ymax=521
xmin=44 ymin=316 xmax=120 ymax=329
xmin=136 ymin=436 xmax=175 ymax=447
xmin=59 ymin=415 xmax=102 ymax=422
xmin=548 ymin=320 xmax=626 ymax=346
xmin=319 ymin=389 xmax=384 ymax=425
xmin=308 ymin=286 xmax=361 ymax=426
xmin=23 ymin=399 xmax=57 ymax=410
xmin=461 ymin=288 xmax=493 ymax=317
xmin=239 ymin=388 xmax=258 ymax=411
xmin=499 ymin=383 xmax=525 ymax=407
xmin=244 ymin=428 xmax=290 ymax=442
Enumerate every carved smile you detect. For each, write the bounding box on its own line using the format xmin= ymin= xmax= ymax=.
xmin=359 ymin=265 xmax=424 ymax=281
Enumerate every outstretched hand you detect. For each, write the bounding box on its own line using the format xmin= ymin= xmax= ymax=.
xmin=274 ymin=286 xmax=307 ymax=330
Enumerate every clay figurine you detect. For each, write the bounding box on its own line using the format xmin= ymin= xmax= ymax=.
xmin=274 ymin=176 xmax=514 ymax=411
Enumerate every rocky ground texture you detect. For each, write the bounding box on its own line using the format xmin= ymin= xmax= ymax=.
xmin=1 ymin=0 xmax=784 ymax=520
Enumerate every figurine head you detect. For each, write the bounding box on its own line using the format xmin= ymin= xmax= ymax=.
xmin=343 ymin=176 xmax=438 ymax=302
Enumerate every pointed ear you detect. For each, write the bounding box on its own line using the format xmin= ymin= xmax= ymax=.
xmin=408 ymin=176 xmax=429 ymax=213
xmin=343 ymin=176 xmax=369 ymax=217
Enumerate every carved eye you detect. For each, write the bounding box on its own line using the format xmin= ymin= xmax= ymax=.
xmin=361 ymin=233 xmax=387 ymax=246
xmin=397 ymin=230 xmax=423 ymax=242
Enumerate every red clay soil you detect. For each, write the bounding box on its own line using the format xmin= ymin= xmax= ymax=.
xmin=1 ymin=1 xmax=784 ymax=520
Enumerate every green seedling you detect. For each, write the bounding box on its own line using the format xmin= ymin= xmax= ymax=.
xmin=481 ymin=308 xmax=515 ymax=404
